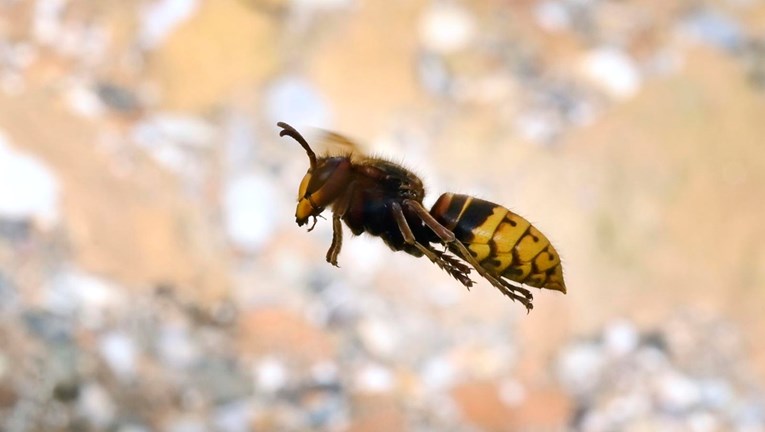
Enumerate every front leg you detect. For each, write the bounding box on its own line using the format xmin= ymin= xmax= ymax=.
xmin=325 ymin=182 xmax=356 ymax=267
xmin=326 ymin=214 xmax=343 ymax=267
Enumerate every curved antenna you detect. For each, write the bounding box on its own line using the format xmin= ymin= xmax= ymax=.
xmin=277 ymin=122 xmax=317 ymax=169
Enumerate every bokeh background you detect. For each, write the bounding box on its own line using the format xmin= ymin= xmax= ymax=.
xmin=1 ymin=0 xmax=765 ymax=431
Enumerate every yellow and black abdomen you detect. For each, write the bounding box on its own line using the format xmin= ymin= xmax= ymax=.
xmin=430 ymin=193 xmax=566 ymax=293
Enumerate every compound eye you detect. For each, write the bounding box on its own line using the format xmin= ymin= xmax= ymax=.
xmin=297 ymin=172 xmax=311 ymax=200
xmin=306 ymin=158 xmax=345 ymax=195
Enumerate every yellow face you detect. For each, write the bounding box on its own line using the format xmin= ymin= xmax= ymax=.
xmin=295 ymin=170 xmax=315 ymax=225
xmin=293 ymin=157 xmax=352 ymax=227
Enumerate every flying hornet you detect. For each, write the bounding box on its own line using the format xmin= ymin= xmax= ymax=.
xmin=278 ymin=122 xmax=566 ymax=311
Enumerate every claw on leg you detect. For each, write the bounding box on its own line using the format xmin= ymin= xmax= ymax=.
xmin=307 ymin=215 xmax=319 ymax=232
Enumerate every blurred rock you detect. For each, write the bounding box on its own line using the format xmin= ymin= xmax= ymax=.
xmin=139 ymin=0 xmax=201 ymax=49
xmin=163 ymin=416 xmax=206 ymax=432
xmin=421 ymin=354 xmax=458 ymax=392
xmin=22 ymin=309 xmax=72 ymax=343
xmin=580 ymin=47 xmax=642 ymax=99
xmin=212 ymin=400 xmax=253 ymax=432
xmin=265 ymin=76 xmax=331 ymax=128
xmin=99 ymin=331 xmax=138 ymax=381
xmin=222 ymin=174 xmax=279 ymax=252
xmin=357 ymin=317 xmax=399 ymax=359
xmin=255 ymin=357 xmax=288 ymax=393
xmin=353 ymin=363 xmax=395 ymax=394
xmin=603 ymin=319 xmax=639 ymax=357
xmin=64 ymin=81 xmax=106 ymax=119
xmin=556 ymin=341 xmax=605 ymax=397
xmin=96 ymin=82 xmax=143 ymax=114
xmin=655 ymin=370 xmax=701 ymax=413
xmin=78 ymin=383 xmax=116 ymax=429
xmin=0 ymin=130 xmax=60 ymax=227
xmin=156 ymin=324 xmax=199 ymax=369
xmin=680 ymin=9 xmax=744 ymax=52
xmin=534 ymin=1 xmax=571 ymax=33
xmin=419 ymin=2 xmax=476 ymax=55
xmin=43 ymin=267 xmax=124 ymax=329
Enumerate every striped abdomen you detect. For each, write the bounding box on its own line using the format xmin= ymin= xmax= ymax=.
xmin=430 ymin=193 xmax=566 ymax=293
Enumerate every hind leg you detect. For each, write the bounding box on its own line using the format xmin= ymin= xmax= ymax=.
xmin=391 ymin=202 xmax=473 ymax=289
xmin=402 ymin=199 xmax=533 ymax=311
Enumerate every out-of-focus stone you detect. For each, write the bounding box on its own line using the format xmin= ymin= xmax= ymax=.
xmin=680 ymin=9 xmax=744 ymax=52
xmin=149 ymin=0 xmax=277 ymax=110
xmin=265 ymin=76 xmax=332 ymax=128
xmin=353 ymin=363 xmax=395 ymax=394
xmin=44 ymin=267 xmax=124 ymax=329
xmin=99 ymin=331 xmax=138 ymax=381
xmin=254 ymin=357 xmax=288 ymax=393
xmin=603 ymin=319 xmax=639 ymax=357
xmin=78 ymin=383 xmax=116 ymax=429
xmin=157 ymin=324 xmax=199 ymax=369
xmin=556 ymin=342 xmax=604 ymax=397
xmin=0 ymin=129 xmax=60 ymax=227
xmin=138 ymin=0 xmax=201 ymax=49
xmin=580 ymin=47 xmax=642 ymax=99
xmin=222 ymin=174 xmax=280 ymax=252
xmin=212 ymin=400 xmax=254 ymax=432
xmin=419 ymin=2 xmax=476 ymax=55
xmin=357 ymin=317 xmax=399 ymax=359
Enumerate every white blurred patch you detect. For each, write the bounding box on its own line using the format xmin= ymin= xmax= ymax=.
xmin=534 ymin=1 xmax=570 ymax=32
xmin=581 ymin=48 xmax=641 ymax=100
xmin=354 ymin=363 xmax=395 ymax=394
xmin=222 ymin=174 xmax=279 ymax=252
xmin=99 ymin=332 xmax=138 ymax=381
xmin=139 ymin=0 xmax=200 ymax=49
xmin=157 ymin=325 xmax=199 ymax=369
xmin=421 ymin=355 xmax=458 ymax=391
xmin=44 ymin=268 xmax=125 ymax=328
xmin=556 ymin=342 xmax=605 ymax=396
xmin=213 ymin=400 xmax=254 ymax=432
xmin=358 ymin=318 xmax=399 ymax=359
xmin=0 ymin=131 xmax=60 ymax=227
xmin=78 ymin=383 xmax=117 ymax=429
xmin=255 ymin=357 xmax=288 ymax=393
xmin=603 ymin=319 xmax=638 ymax=357
xmin=266 ymin=76 xmax=331 ymax=129
xmin=65 ymin=82 xmax=105 ymax=119
xmin=131 ymin=113 xmax=216 ymax=176
xmin=33 ymin=0 xmax=67 ymax=46
xmin=655 ymin=370 xmax=701 ymax=412
xmin=419 ymin=3 xmax=476 ymax=54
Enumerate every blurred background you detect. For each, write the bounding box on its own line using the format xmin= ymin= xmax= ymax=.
xmin=1 ymin=0 xmax=764 ymax=430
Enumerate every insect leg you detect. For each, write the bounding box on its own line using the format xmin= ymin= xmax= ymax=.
xmin=324 ymin=182 xmax=355 ymax=267
xmin=390 ymin=202 xmax=473 ymax=288
xmin=402 ymin=199 xmax=533 ymax=311
xmin=326 ymin=214 xmax=343 ymax=267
